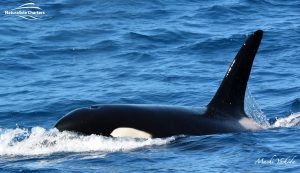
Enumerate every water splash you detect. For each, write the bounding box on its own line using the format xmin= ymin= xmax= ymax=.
xmin=271 ymin=113 xmax=300 ymax=128
xmin=244 ymin=88 xmax=300 ymax=129
xmin=0 ymin=127 xmax=174 ymax=156
xmin=244 ymin=88 xmax=270 ymax=128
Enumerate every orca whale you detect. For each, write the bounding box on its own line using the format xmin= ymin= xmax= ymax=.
xmin=55 ymin=30 xmax=264 ymax=138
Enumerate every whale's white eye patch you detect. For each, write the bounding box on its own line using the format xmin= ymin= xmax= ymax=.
xmin=110 ymin=127 xmax=152 ymax=139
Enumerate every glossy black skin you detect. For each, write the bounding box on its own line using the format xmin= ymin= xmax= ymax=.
xmin=55 ymin=30 xmax=264 ymax=138
xmin=55 ymin=104 xmax=247 ymax=138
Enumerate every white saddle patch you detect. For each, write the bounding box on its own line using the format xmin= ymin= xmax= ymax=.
xmin=110 ymin=127 xmax=152 ymax=139
xmin=238 ymin=117 xmax=263 ymax=130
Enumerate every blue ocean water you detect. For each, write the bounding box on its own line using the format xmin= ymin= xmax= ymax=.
xmin=0 ymin=0 xmax=300 ymax=172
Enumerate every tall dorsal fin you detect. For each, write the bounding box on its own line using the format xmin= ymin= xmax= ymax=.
xmin=206 ymin=30 xmax=263 ymax=118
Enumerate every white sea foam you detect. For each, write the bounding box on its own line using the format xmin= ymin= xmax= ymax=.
xmin=271 ymin=112 xmax=300 ymax=128
xmin=0 ymin=127 xmax=174 ymax=156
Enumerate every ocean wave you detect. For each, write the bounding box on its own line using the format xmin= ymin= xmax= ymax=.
xmin=112 ymin=52 xmax=154 ymax=63
xmin=181 ymin=34 xmax=247 ymax=54
xmin=126 ymin=31 xmax=183 ymax=44
xmin=272 ymin=112 xmax=300 ymax=128
xmin=0 ymin=60 xmax=36 ymax=72
xmin=0 ymin=127 xmax=174 ymax=156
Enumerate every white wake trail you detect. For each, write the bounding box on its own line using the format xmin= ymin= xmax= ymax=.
xmin=0 ymin=127 xmax=174 ymax=156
